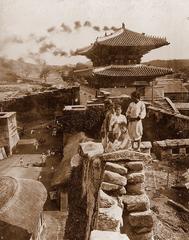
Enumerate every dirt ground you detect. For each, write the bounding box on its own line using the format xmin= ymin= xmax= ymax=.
xmin=145 ymin=156 xmax=189 ymax=240
xmin=16 ymin=119 xmax=64 ymax=210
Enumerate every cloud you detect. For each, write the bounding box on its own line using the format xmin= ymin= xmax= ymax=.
xmin=47 ymin=26 xmax=56 ymax=32
xmin=17 ymin=57 xmax=24 ymax=62
xmin=61 ymin=22 xmax=72 ymax=33
xmin=111 ymin=26 xmax=120 ymax=31
xmin=70 ymin=49 xmax=76 ymax=56
xmin=93 ymin=26 xmax=100 ymax=32
xmin=39 ymin=42 xmax=56 ymax=53
xmin=53 ymin=49 xmax=68 ymax=56
xmin=28 ymin=52 xmax=46 ymax=64
xmin=103 ymin=26 xmax=110 ymax=31
xmin=36 ymin=36 xmax=47 ymax=43
xmin=7 ymin=36 xmax=24 ymax=44
xmin=74 ymin=21 xmax=82 ymax=30
xmin=83 ymin=21 xmax=92 ymax=27
xmin=28 ymin=33 xmax=36 ymax=38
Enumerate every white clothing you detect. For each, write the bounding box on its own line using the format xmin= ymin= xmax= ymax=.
xmin=126 ymin=101 xmax=146 ymax=141
xmin=109 ymin=114 xmax=127 ymax=131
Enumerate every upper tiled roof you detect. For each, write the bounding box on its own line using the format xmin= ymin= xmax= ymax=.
xmin=93 ymin=65 xmax=173 ymax=78
xmin=97 ymin=27 xmax=169 ymax=47
xmin=76 ymin=24 xmax=169 ymax=55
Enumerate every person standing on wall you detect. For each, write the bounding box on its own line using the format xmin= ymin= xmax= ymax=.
xmin=126 ymin=91 xmax=146 ymax=151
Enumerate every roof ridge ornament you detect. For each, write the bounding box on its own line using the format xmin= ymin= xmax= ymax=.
xmin=122 ymin=22 xmax=125 ymax=29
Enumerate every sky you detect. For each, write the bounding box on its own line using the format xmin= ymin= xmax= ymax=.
xmin=0 ymin=0 xmax=189 ymax=65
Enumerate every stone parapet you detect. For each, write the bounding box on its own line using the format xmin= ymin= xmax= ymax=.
xmin=79 ymin=142 xmax=153 ymax=240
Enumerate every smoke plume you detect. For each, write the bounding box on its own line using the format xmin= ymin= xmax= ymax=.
xmin=39 ymin=42 xmax=56 ymax=53
xmin=61 ymin=22 xmax=72 ymax=33
xmin=74 ymin=21 xmax=82 ymax=30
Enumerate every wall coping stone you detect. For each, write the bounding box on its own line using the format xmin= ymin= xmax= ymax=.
xmin=100 ymin=150 xmax=151 ymax=162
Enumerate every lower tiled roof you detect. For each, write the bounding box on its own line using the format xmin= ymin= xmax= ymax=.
xmin=93 ymin=65 xmax=173 ymax=78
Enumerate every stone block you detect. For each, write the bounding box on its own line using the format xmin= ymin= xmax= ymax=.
xmin=125 ymin=162 xmax=144 ymax=172
xmin=126 ymin=183 xmax=145 ymax=195
xmin=79 ymin=141 xmax=104 ymax=158
xmin=90 ymin=230 xmax=130 ymax=240
xmin=103 ymin=170 xmax=127 ymax=186
xmin=101 ymin=182 xmax=122 ymax=191
xmin=105 ymin=162 xmax=128 ymax=176
xmin=93 ymin=158 xmax=101 ymax=169
xmin=99 ymin=190 xmax=117 ymax=208
xmin=122 ymin=194 xmax=150 ymax=212
xmin=127 ymin=172 xmax=145 ymax=184
xmin=119 ymin=186 xmax=127 ymax=195
xmin=96 ymin=205 xmax=123 ymax=231
xmin=100 ymin=150 xmax=150 ymax=162
xmin=134 ymin=226 xmax=153 ymax=234
xmin=131 ymin=231 xmax=154 ymax=240
xmin=128 ymin=210 xmax=153 ymax=228
xmin=70 ymin=153 xmax=81 ymax=167
xmin=141 ymin=141 xmax=152 ymax=155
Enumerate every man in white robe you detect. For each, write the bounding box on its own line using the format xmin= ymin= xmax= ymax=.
xmin=126 ymin=91 xmax=146 ymax=151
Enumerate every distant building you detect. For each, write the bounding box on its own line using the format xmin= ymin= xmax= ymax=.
xmin=76 ymin=23 xmax=173 ymax=93
xmin=153 ymin=139 xmax=189 ymax=161
xmin=154 ymin=77 xmax=189 ymax=116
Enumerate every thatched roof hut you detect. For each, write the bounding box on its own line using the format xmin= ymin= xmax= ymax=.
xmin=0 ymin=176 xmax=47 ymax=234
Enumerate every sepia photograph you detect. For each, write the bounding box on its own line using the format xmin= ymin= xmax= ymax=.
xmin=0 ymin=0 xmax=189 ymax=239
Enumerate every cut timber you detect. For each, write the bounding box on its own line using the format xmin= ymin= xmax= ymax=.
xmin=167 ymin=199 xmax=189 ymax=213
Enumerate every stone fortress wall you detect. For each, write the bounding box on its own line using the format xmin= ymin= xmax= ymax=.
xmin=0 ymin=86 xmax=80 ymax=122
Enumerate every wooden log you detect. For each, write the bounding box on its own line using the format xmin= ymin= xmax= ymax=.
xmin=167 ymin=199 xmax=189 ymax=213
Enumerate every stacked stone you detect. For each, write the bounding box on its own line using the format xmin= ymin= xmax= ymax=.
xmin=80 ymin=144 xmax=153 ymax=240
xmin=99 ymin=150 xmax=154 ymax=240
xmin=123 ymin=156 xmax=154 ymax=240
xmin=91 ymin=162 xmax=129 ymax=240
